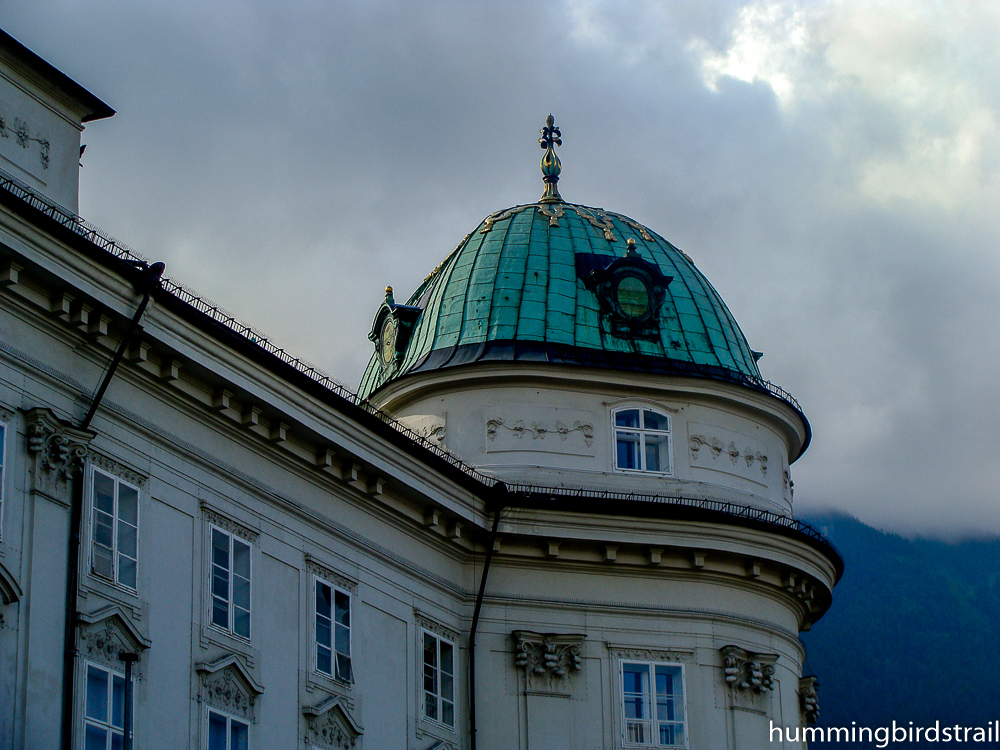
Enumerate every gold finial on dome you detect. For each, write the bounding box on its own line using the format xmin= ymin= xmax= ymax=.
xmin=538 ymin=114 xmax=563 ymax=204
xmin=385 ymin=286 xmax=394 ymax=304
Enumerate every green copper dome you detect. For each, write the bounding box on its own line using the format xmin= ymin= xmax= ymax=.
xmin=359 ymin=200 xmax=766 ymax=400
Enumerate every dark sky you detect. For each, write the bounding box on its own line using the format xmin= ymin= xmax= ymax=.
xmin=6 ymin=1 xmax=1000 ymax=538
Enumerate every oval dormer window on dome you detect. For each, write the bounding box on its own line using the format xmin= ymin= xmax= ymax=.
xmin=612 ymin=407 xmax=673 ymax=475
xmin=614 ymin=275 xmax=651 ymax=319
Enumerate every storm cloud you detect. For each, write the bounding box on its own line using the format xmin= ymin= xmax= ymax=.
xmin=6 ymin=1 xmax=1000 ymax=538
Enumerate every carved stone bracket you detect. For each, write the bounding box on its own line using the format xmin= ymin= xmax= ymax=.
xmin=196 ymin=655 xmax=263 ymax=723
xmin=513 ymin=631 xmax=585 ymax=694
xmin=799 ymin=675 xmax=819 ymax=724
xmin=720 ymin=645 xmax=778 ymax=693
xmin=24 ymin=408 xmax=94 ymax=500
xmin=303 ymin=695 xmax=363 ymax=750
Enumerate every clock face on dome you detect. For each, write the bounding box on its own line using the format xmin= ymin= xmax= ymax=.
xmin=380 ymin=317 xmax=397 ymax=365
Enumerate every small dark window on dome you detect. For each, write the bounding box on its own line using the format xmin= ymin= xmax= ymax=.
xmin=615 ymin=276 xmax=651 ymax=319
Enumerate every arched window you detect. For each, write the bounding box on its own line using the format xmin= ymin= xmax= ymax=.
xmin=612 ymin=408 xmax=673 ymax=475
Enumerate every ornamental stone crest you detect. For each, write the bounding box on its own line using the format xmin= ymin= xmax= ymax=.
xmin=303 ymin=696 xmax=363 ymax=750
xmin=77 ymin=605 xmax=151 ymax=673
xmin=24 ymin=407 xmax=93 ymax=500
xmin=720 ymin=645 xmax=778 ymax=695
xmin=196 ymin=655 xmax=264 ymax=723
xmin=513 ymin=631 xmax=585 ymax=695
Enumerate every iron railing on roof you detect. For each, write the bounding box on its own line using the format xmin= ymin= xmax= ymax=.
xmin=504 ymin=483 xmax=833 ymax=546
xmin=0 ymin=167 xmax=832 ymax=553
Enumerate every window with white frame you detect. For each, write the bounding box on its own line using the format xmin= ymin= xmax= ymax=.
xmin=314 ymin=577 xmax=352 ymax=682
xmin=90 ymin=468 xmax=139 ymax=591
xmin=612 ymin=408 xmax=673 ymax=474
xmin=210 ymin=527 xmax=251 ymax=640
xmin=207 ymin=709 xmax=249 ymax=750
xmin=84 ymin=663 xmax=125 ymax=750
xmin=620 ymin=661 xmax=687 ymax=748
xmin=422 ymin=630 xmax=455 ymax=728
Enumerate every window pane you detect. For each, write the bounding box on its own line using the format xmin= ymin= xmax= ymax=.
xmin=616 ymin=432 xmax=640 ymax=470
xmin=441 ymin=672 xmax=453 ymax=702
xmin=93 ymin=472 xmax=115 ymax=514
xmin=335 ymin=623 xmax=350 ymax=656
xmin=212 ymin=566 xmax=229 ymax=600
xmin=111 ymin=731 xmax=123 ymax=750
xmin=616 ymin=276 xmax=650 ymax=317
xmin=334 ymin=591 xmax=350 ymax=627
xmin=232 ymin=576 xmax=250 ymax=610
xmin=86 ymin=665 xmax=108 ymax=721
xmin=112 ymin=674 xmax=125 ymax=728
xmin=317 ymin=646 xmax=332 ymax=675
xmin=212 ymin=530 xmax=230 ymax=570
xmin=230 ymin=718 xmax=249 ymax=750
xmin=208 ymin=712 xmax=227 ymax=750
xmin=316 ymin=620 xmax=332 ymax=649
xmin=232 ymin=540 xmax=250 ymax=580
xmin=118 ymin=555 xmax=137 ymax=590
xmin=94 ymin=510 xmax=114 ymax=549
xmin=423 ymin=633 xmax=437 ymax=669
xmin=645 ymin=433 xmax=670 ymax=473
xmin=440 ymin=640 xmax=454 ymax=676
xmin=424 ymin=664 xmax=436 ymax=693
xmin=212 ymin=599 xmax=229 ymax=629
xmin=233 ymin=607 xmax=250 ymax=639
xmin=118 ymin=485 xmax=138 ymax=526
xmin=92 ymin=544 xmax=114 ymax=579
xmin=643 ymin=410 xmax=670 ymax=431
xmin=316 ymin=582 xmax=332 ymax=619
xmin=442 ymin=699 xmax=454 ymax=727
xmin=336 ymin=654 xmax=353 ymax=682
xmin=425 ymin=692 xmax=438 ymax=721
xmin=117 ymin=521 xmax=137 ymax=558
xmin=615 ymin=409 xmax=640 ymax=428
xmin=84 ymin=724 xmax=107 ymax=750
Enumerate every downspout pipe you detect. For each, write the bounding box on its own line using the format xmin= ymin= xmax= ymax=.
xmin=469 ymin=481 xmax=506 ymax=750
xmin=61 ymin=261 xmax=163 ymax=750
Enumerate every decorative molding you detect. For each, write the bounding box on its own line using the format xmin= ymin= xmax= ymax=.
xmin=479 ymin=205 xmax=530 ymax=234
xmin=303 ymin=695 xmax=363 ymax=750
xmin=201 ymin=503 xmax=259 ymax=543
xmin=569 ymin=205 xmax=618 ymax=242
xmin=397 ymin=415 xmax=445 ymax=448
xmin=486 ymin=417 xmax=593 ymax=446
xmin=196 ymin=655 xmax=263 ymax=723
xmin=0 ymin=405 xmax=14 ymax=423
xmin=305 ymin=555 xmax=357 ymax=594
xmin=415 ymin=612 xmax=459 ymax=643
xmin=78 ymin=605 xmax=151 ymax=671
xmin=608 ymin=645 xmax=694 ymax=664
xmin=513 ymin=630 xmax=585 ymax=694
xmin=688 ymin=435 xmax=768 ymax=477
xmin=799 ymin=675 xmax=820 ymax=724
xmin=609 ymin=212 xmax=654 ymax=242
xmin=0 ymin=104 xmax=51 ymax=170
xmin=0 ymin=560 xmax=23 ymax=605
xmin=89 ymin=452 xmax=147 ymax=487
xmin=24 ymin=407 xmax=93 ymax=479
xmin=536 ymin=204 xmax=565 ymax=227
xmin=720 ymin=645 xmax=777 ymax=694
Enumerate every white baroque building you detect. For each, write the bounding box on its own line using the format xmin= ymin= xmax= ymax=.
xmin=0 ymin=30 xmax=839 ymax=750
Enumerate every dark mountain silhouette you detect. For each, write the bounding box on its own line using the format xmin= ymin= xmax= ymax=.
xmin=799 ymin=512 xmax=1000 ymax=747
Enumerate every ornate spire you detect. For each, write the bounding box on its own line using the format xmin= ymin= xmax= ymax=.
xmin=538 ymin=114 xmax=563 ymax=204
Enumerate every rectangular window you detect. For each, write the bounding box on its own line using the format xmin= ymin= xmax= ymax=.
xmin=314 ymin=578 xmax=352 ymax=682
xmin=621 ymin=661 xmax=686 ymax=748
xmin=207 ymin=709 xmax=249 ymax=750
xmin=84 ymin=663 xmax=125 ymax=750
xmin=613 ymin=408 xmax=672 ymax=474
xmin=422 ymin=630 xmax=455 ymax=728
xmin=90 ymin=469 xmax=139 ymax=591
xmin=210 ymin=527 xmax=251 ymax=640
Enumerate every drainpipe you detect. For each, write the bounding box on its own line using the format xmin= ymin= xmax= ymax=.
xmin=469 ymin=482 xmax=506 ymax=750
xmin=61 ymin=261 xmax=163 ymax=750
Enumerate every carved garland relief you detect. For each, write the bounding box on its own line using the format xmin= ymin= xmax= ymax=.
xmin=688 ymin=435 xmax=768 ymax=477
xmin=513 ymin=630 xmax=586 ymax=695
xmin=203 ymin=666 xmax=256 ymax=721
xmin=486 ymin=418 xmax=594 ymax=446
